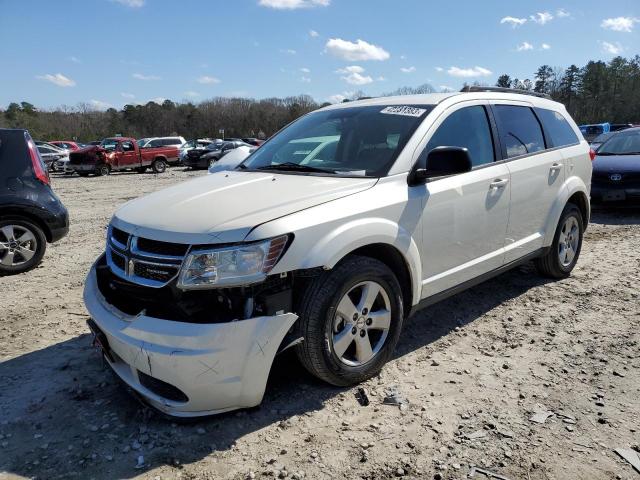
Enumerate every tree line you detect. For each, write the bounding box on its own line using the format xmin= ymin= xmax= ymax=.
xmin=495 ymin=55 xmax=640 ymax=124
xmin=1 ymin=55 xmax=638 ymax=142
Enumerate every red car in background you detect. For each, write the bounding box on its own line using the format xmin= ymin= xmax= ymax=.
xmin=68 ymin=137 xmax=179 ymax=176
xmin=50 ymin=141 xmax=82 ymax=151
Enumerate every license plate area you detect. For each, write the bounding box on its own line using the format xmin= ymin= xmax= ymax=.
xmin=603 ymin=190 xmax=626 ymax=201
xmin=87 ymin=319 xmax=114 ymax=362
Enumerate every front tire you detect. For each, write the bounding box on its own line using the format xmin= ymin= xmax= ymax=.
xmin=0 ymin=218 xmax=47 ymax=276
xmin=535 ymin=203 xmax=584 ymax=279
xmin=151 ymin=159 xmax=166 ymax=173
xmin=295 ymin=255 xmax=404 ymax=386
xmin=95 ymin=164 xmax=110 ymax=176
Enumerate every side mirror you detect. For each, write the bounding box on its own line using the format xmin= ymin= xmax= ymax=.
xmin=410 ymin=146 xmax=472 ymax=185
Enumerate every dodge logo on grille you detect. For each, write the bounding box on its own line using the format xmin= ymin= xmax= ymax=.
xmin=610 ymin=173 xmax=622 ymax=181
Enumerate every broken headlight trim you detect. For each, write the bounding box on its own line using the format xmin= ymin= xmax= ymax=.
xmin=177 ymin=235 xmax=290 ymax=290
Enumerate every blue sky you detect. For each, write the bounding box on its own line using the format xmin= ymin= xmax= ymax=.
xmin=0 ymin=0 xmax=638 ymax=109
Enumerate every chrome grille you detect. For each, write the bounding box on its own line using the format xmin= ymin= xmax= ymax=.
xmin=106 ymin=225 xmax=189 ymax=287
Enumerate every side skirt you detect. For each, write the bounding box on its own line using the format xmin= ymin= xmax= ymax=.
xmin=409 ymin=247 xmax=549 ymax=317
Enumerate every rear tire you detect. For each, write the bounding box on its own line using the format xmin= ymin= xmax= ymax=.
xmin=77 ymin=172 xmax=90 ymax=177
xmin=535 ymin=203 xmax=583 ymax=279
xmin=95 ymin=164 xmax=110 ymax=176
xmin=151 ymin=159 xmax=166 ymax=173
xmin=294 ymin=255 xmax=404 ymax=386
xmin=0 ymin=218 xmax=47 ymax=276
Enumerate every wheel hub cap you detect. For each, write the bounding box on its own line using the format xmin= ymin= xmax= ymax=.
xmin=330 ymin=280 xmax=392 ymax=367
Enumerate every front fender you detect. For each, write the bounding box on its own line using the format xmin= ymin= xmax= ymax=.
xmin=297 ymin=218 xmax=423 ymax=306
xmin=543 ymin=175 xmax=590 ymax=246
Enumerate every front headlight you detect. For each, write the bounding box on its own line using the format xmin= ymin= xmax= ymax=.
xmin=177 ymin=235 xmax=290 ymax=290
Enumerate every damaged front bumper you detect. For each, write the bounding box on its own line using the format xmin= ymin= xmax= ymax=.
xmin=83 ymin=262 xmax=298 ymax=417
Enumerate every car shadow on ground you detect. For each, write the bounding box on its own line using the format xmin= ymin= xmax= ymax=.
xmin=0 ymin=262 xmax=553 ymax=479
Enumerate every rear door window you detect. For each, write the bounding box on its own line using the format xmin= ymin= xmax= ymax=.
xmin=493 ymin=105 xmax=545 ymax=158
xmin=425 ymin=105 xmax=495 ymax=167
xmin=535 ymin=108 xmax=579 ymax=148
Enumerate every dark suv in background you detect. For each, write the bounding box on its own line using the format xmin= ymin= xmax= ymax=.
xmin=0 ymin=129 xmax=69 ymax=275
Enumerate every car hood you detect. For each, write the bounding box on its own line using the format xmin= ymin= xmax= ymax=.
xmin=112 ymin=171 xmax=377 ymax=244
xmin=593 ymin=154 xmax=640 ymax=172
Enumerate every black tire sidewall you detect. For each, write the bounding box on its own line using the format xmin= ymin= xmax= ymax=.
xmin=0 ymin=218 xmax=47 ymax=275
xmin=552 ymin=205 xmax=584 ymax=274
xmin=298 ymin=256 xmax=404 ymax=386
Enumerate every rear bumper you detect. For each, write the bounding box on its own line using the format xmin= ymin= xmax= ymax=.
xmin=83 ymin=261 xmax=298 ymax=417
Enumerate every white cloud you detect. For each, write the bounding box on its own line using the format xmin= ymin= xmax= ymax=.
xmin=325 ymin=38 xmax=390 ymax=61
xmin=440 ymin=85 xmax=454 ymax=92
xmin=120 ymin=92 xmax=135 ymax=99
xmin=530 ymin=12 xmax=553 ymax=25
xmin=132 ymin=73 xmax=160 ymax=81
xmin=258 ymin=0 xmax=329 ymax=9
xmin=601 ymin=41 xmax=624 ymax=55
xmin=556 ymin=8 xmax=570 ymax=18
xmin=377 ymin=76 xmax=386 ymax=81
xmin=309 ymin=29 xmax=319 ymax=37
xmin=541 ymin=43 xmax=551 ymax=50
xmin=68 ymin=56 xmax=81 ymax=63
xmin=435 ymin=66 xmax=444 ymax=72
xmin=112 ymin=0 xmax=144 ymax=7
xmin=601 ymin=17 xmax=637 ymax=32
xmin=500 ymin=16 xmax=527 ymax=27
xmin=280 ymin=48 xmax=297 ymax=55
xmin=197 ymin=75 xmax=221 ymax=84
xmin=300 ymin=67 xmax=311 ymax=73
xmin=184 ymin=91 xmax=200 ymax=97
xmin=300 ymin=76 xmax=311 ymax=83
xmin=400 ymin=66 xmax=416 ymax=73
xmin=517 ymin=42 xmax=534 ymax=51
xmin=336 ymin=65 xmax=365 ymax=74
xmin=447 ymin=66 xmax=492 ymax=78
xmin=328 ymin=94 xmax=347 ymax=104
xmin=147 ymin=97 xmax=166 ymax=104
xmin=90 ymin=99 xmax=112 ymax=110
xmin=400 ymin=54 xmax=407 ymax=60
xmin=36 ymin=73 xmax=76 ymax=87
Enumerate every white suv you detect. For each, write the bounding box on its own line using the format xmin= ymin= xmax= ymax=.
xmin=84 ymin=89 xmax=592 ymax=417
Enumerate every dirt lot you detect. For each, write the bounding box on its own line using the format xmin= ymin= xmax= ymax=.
xmin=1 ymin=168 xmax=639 ymax=480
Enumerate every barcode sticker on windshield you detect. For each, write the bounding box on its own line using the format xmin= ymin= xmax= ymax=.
xmin=380 ymin=106 xmax=426 ymax=117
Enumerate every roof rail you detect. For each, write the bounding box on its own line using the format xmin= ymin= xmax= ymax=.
xmin=460 ymin=85 xmax=552 ymax=100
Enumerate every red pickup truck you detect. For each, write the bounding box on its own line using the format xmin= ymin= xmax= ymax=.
xmin=69 ymin=137 xmax=179 ymax=176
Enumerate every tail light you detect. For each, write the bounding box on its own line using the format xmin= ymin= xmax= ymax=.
xmin=26 ymin=137 xmax=50 ymax=185
xmin=589 ymin=149 xmax=597 ymax=161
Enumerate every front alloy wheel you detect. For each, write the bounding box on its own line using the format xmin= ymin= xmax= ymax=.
xmin=295 ymin=255 xmax=404 ymax=386
xmin=332 ymin=281 xmax=391 ymax=366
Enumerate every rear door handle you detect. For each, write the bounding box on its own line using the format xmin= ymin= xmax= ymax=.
xmin=550 ymin=163 xmax=563 ymax=172
xmin=489 ymin=178 xmax=509 ymax=189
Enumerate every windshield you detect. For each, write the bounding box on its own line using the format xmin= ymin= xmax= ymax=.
xmin=100 ymin=139 xmax=119 ymax=151
xmin=241 ymin=104 xmax=433 ymax=176
xmin=206 ymin=142 xmax=224 ymax=150
xmin=593 ymin=132 xmax=614 ymax=143
xmin=598 ymin=132 xmax=640 ymax=155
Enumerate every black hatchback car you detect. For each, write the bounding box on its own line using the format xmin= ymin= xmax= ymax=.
xmin=591 ymin=127 xmax=640 ymax=205
xmin=0 ymin=129 xmax=69 ymax=275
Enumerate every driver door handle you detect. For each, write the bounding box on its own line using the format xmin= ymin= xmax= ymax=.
xmin=489 ymin=178 xmax=509 ymax=189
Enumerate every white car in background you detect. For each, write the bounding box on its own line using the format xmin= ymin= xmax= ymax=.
xmin=180 ymin=138 xmax=218 ymax=164
xmin=84 ymin=87 xmax=592 ymax=417
xmin=138 ymin=137 xmax=187 ymax=165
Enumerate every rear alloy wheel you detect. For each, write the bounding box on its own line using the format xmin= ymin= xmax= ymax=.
xmin=295 ymin=255 xmax=404 ymax=386
xmin=152 ymin=159 xmax=166 ymax=173
xmin=535 ymin=203 xmax=584 ymax=278
xmin=0 ymin=219 xmax=47 ymax=276
xmin=95 ymin=164 xmax=110 ymax=176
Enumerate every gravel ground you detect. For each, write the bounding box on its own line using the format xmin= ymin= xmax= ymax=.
xmin=1 ymin=168 xmax=639 ymax=480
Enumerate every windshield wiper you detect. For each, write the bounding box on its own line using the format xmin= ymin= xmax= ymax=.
xmin=256 ymin=162 xmax=337 ymax=174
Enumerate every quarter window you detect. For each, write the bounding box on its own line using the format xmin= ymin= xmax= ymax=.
xmin=425 ymin=106 xmax=495 ymax=167
xmin=535 ymin=108 xmax=579 ymax=148
xmin=493 ymin=105 xmax=545 ymax=158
